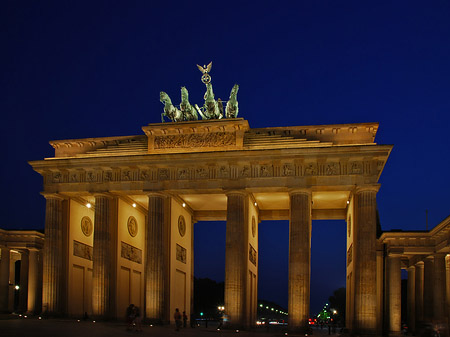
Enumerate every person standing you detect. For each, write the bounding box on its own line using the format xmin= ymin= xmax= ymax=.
xmin=182 ymin=311 xmax=188 ymax=328
xmin=174 ymin=308 xmax=182 ymax=331
xmin=133 ymin=305 xmax=142 ymax=332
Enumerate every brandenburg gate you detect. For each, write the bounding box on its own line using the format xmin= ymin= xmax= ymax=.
xmin=29 ymin=117 xmax=392 ymax=334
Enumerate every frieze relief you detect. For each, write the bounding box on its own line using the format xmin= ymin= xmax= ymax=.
xmin=196 ymin=167 xmax=209 ymax=179
xmin=158 ymin=168 xmax=170 ymax=180
xmin=249 ymin=244 xmax=257 ymax=266
xmin=86 ymin=171 xmax=98 ymax=183
xmin=325 ymin=162 xmax=339 ymax=175
xmin=176 ymin=244 xmax=187 ymax=264
xmin=304 ymin=163 xmax=318 ymax=176
xmin=154 ymin=132 xmax=236 ymax=149
xmin=44 ymin=159 xmax=376 ymax=186
xmin=259 ymin=165 xmax=273 ymax=177
xmin=349 ymin=162 xmax=363 ymax=174
xmin=347 ymin=244 xmax=353 ymax=266
xmin=239 ymin=165 xmax=251 ymax=178
xmin=282 ymin=163 xmax=295 ymax=176
xmin=139 ymin=169 xmax=151 ymax=181
xmin=73 ymin=240 xmax=93 ymax=261
xmin=218 ymin=166 xmax=230 ymax=178
xmin=177 ymin=168 xmax=190 ymax=180
xmin=121 ymin=241 xmax=142 ymax=264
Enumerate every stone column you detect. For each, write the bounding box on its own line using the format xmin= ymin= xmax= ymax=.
xmin=415 ymin=262 xmax=424 ymax=326
xmin=27 ymin=250 xmax=40 ymax=314
xmin=446 ymin=255 xmax=450 ymax=330
xmin=423 ymin=257 xmax=434 ymax=322
xmin=288 ymin=189 xmax=311 ymax=333
xmin=387 ymin=255 xmax=401 ymax=334
xmin=224 ymin=191 xmax=248 ymax=328
xmin=0 ymin=247 xmax=10 ymax=312
xmin=18 ymin=250 xmax=29 ymax=313
xmin=352 ymin=185 xmax=378 ymax=334
xmin=92 ymin=195 xmax=114 ymax=318
xmin=145 ymin=194 xmax=168 ymax=322
xmin=433 ymin=254 xmax=446 ymax=322
xmin=407 ymin=265 xmax=416 ymax=333
xmin=42 ymin=195 xmax=64 ymax=314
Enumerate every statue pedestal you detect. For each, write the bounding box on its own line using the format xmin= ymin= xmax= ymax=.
xmin=142 ymin=118 xmax=249 ymax=154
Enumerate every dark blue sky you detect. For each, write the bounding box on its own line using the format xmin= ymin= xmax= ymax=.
xmin=2 ymin=1 xmax=450 ymax=315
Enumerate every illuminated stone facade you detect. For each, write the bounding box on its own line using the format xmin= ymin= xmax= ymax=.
xmin=29 ymin=118 xmax=397 ymax=333
xmin=379 ymin=217 xmax=450 ymax=335
xmin=0 ymin=229 xmax=44 ymax=314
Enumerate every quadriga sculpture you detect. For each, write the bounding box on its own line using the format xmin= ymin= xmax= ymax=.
xmin=180 ymin=87 xmax=198 ymax=121
xmin=225 ymin=84 xmax=239 ymax=118
xmin=160 ymin=91 xmax=182 ymax=122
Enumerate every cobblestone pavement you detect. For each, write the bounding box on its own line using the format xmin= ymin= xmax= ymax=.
xmin=0 ymin=316 xmax=340 ymax=337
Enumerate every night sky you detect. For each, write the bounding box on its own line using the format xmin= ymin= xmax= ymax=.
xmin=2 ymin=1 xmax=450 ymax=316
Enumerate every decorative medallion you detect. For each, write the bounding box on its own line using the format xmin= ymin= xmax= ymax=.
xmin=251 ymin=216 xmax=256 ymax=238
xmin=81 ymin=216 xmax=93 ymax=237
xmin=178 ymin=215 xmax=186 ymax=237
xmin=127 ymin=216 xmax=138 ymax=237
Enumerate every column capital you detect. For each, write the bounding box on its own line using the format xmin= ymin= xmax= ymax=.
xmin=224 ymin=190 xmax=248 ymax=197
xmin=288 ymin=188 xmax=311 ymax=197
xmin=40 ymin=192 xmax=66 ymax=201
xmin=145 ymin=191 xmax=169 ymax=198
xmin=354 ymin=184 xmax=380 ymax=194
xmin=92 ymin=192 xmax=114 ymax=199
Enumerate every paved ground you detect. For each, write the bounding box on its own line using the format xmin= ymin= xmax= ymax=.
xmin=0 ymin=315 xmax=341 ymax=337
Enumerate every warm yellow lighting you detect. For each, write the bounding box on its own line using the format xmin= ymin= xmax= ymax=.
xmin=182 ymin=203 xmax=186 ymax=207
xmin=254 ymin=202 xmax=257 ymax=206
xmin=86 ymin=203 xmax=92 ymax=208
xmin=347 ymin=200 xmax=350 ymax=204
xmin=132 ymin=203 xmax=137 ymax=208
xmin=15 ymin=285 xmax=19 ymax=290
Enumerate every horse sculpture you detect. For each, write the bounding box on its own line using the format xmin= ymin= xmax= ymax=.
xmin=195 ymin=83 xmax=222 ymax=120
xmin=225 ymin=84 xmax=239 ymax=118
xmin=160 ymin=91 xmax=182 ymax=122
xmin=180 ymin=87 xmax=198 ymax=121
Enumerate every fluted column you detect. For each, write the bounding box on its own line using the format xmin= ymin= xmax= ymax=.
xmin=288 ymin=189 xmax=311 ymax=332
xmin=353 ymin=185 xmax=378 ymax=334
xmin=224 ymin=191 xmax=248 ymax=328
xmin=415 ymin=262 xmax=424 ymax=325
xmin=27 ymin=250 xmax=40 ymax=313
xmin=433 ymin=254 xmax=446 ymax=322
xmin=42 ymin=196 xmax=64 ymax=314
xmin=407 ymin=265 xmax=416 ymax=333
xmin=387 ymin=255 xmax=401 ymax=334
xmin=92 ymin=195 xmax=113 ymax=318
xmin=0 ymin=247 xmax=10 ymax=312
xmin=18 ymin=250 xmax=29 ymax=313
xmin=423 ymin=257 xmax=434 ymax=321
xmin=145 ymin=194 xmax=168 ymax=322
